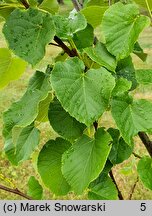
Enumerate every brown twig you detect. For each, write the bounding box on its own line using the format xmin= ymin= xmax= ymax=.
xmin=138 ymin=132 xmax=152 ymax=157
xmin=132 ymin=152 xmax=142 ymax=159
xmin=71 ymin=0 xmax=82 ymax=11
xmin=109 ymin=170 xmax=124 ymax=200
xmin=53 ymin=36 xmax=77 ymax=57
xmin=128 ymin=177 xmax=139 ymax=200
xmin=49 ymin=42 xmax=60 ymax=47
xmin=20 ymin=0 xmax=30 ymax=9
xmin=93 ymin=121 xmax=98 ymax=132
xmin=0 ymin=184 xmax=33 ymax=200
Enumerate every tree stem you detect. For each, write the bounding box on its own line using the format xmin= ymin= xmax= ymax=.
xmin=138 ymin=132 xmax=152 ymax=157
xmin=0 ymin=184 xmax=33 ymax=200
xmin=109 ymin=170 xmax=124 ymax=200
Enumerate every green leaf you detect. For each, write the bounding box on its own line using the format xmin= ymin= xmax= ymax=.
xmin=136 ymin=69 xmax=152 ymax=84
xmin=89 ymin=160 xmax=113 ymax=188
xmin=73 ymin=24 xmax=94 ymax=49
xmin=51 ymin=57 xmax=115 ymax=126
xmin=112 ymin=78 xmax=132 ymax=96
xmin=39 ymin=0 xmax=59 ymax=14
xmin=4 ymin=124 xmax=40 ymax=165
xmin=102 ymin=2 xmax=150 ymax=60
xmin=137 ymin=157 xmax=152 ymax=190
xmin=28 ymin=0 xmax=38 ymax=7
xmin=134 ymin=0 xmax=152 ymax=10
xmin=88 ymin=176 xmax=118 ymax=200
xmin=69 ymin=9 xmax=87 ymax=35
xmin=84 ymin=42 xmax=116 ymax=72
xmin=27 ymin=176 xmax=43 ymax=200
xmin=36 ymin=93 xmax=53 ymax=122
xmin=116 ymin=56 xmax=138 ymax=90
xmin=87 ymin=0 xmax=109 ymax=7
xmin=48 ymin=98 xmax=86 ymax=142
xmin=62 ymin=128 xmax=112 ymax=194
xmin=108 ymin=128 xmax=133 ymax=164
xmin=3 ymin=71 xmax=51 ymax=138
xmin=0 ymin=3 xmax=23 ymax=19
xmin=3 ymin=8 xmax=55 ymax=66
xmin=14 ymin=124 xmax=40 ymax=163
xmin=37 ymin=138 xmax=71 ymax=195
xmin=81 ymin=6 xmax=108 ymax=28
xmin=53 ymin=10 xmax=87 ymax=40
xmin=0 ymin=48 xmax=27 ymax=90
xmin=3 ymin=71 xmax=51 ymax=164
xmin=133 ymin=42 xmax=147 ymax=62
xmin=111 ymin=94 xmax=152 ymax=144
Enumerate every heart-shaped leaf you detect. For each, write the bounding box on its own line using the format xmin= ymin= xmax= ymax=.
xmin=51 ymin=57 xmax=115 ymax=126
xmin=3 ymin=8 xmax=55 ymax=65
xmin=62 ymin=128 xmax=112 ymax=194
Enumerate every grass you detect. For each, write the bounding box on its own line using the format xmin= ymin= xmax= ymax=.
xmin=0 ymin=3 xmax=152 ymax=200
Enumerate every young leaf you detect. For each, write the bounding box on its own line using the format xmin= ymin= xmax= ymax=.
xmin=81 ymin=6 xmax=108 ymax=28
xmin=88 ymin=176 xmax=118 ymax=200
xmin=3 ymin=8 xmax=55 ymax=66
xmin=27 ymin=176 xmax=43 ymax=200
xmin=62 ymin=128 xmax=112 ymax=194
xmin=116 ymin=56 xmax=138 ymax=90
xmin=136 ymin=69 xmax=152 ymax=84
xmin=4 ymin=124 xmax=40 ymax=165
xmin=48 ymin=98 xmax=86 ymax=142
xmin=37 ymin=138 xmax=71 ymax=195
xmin=69 ymin=9 xmax=87 ymax=36
xmin=51 ymin=57 xmax=115 ymax=126
xmin=38 ymin=0 xmax=59 ymax=14
xmin=53 ymin=10 xmax=87 ymax=40
xmin=73 ymin=24 xmax=94 ymax=49
xmin=84 ymin=42 xmax=116 ymax=72
xmin=102 ymin=2 xmax=150 ymax=60
xmin=0 ymin=48 xmax=27 ymax=89
xmin=111 ymin=94 xmax=152 ymax=145
xmin=137 ymin=157 xmax=152 ymax=190
xmin=108 ymin=128 xmax=133 ymax=165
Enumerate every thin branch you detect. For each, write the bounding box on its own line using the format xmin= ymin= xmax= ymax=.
xmin=132 ymin=152 xmax=142 ymax=159
xmin=109 ymin=170 xmax=124 ymax=200
xmin=138 ymin=132 xmax=152 ymax=157
xmin=71 ymin=0 xmax=82 ymax=11
xmin=53 ymin=36 xmax=77 ymax=57
xmin=49 ymin=42 xmax=60 ymax=47
xmin=93 ymin=121 xmax=98 ymax=132
xmin=0 ymin=184 xmax=33 ymax=200
xmin=20 ymin=0 xmax=30 ymax=9
xmin=128 ymin=177 xmax=139 ymax=200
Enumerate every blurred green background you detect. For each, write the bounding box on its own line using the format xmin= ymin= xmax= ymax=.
xmin=0 ymin=0 xmax=152 ymax=199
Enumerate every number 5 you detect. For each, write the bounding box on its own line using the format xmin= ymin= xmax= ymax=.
xmin=140 ymin=203 xmax=146 ymax=211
